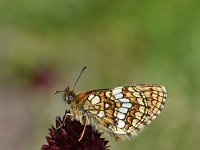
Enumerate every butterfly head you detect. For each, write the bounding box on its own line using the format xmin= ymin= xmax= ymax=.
xmin=64 ymin=87 xmax=75 ymax=104
xmin=54 ymin=87 xmax=75 ymax=104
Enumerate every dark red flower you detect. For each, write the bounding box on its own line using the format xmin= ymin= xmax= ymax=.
xmin=41 ymin=115 xmax=109 ymax=150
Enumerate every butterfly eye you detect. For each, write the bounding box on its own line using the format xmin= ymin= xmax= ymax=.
xmin=65 ymin=94 xmax=74 ymax=104
xmin=68 ymin=95 xmax=73 ymax=101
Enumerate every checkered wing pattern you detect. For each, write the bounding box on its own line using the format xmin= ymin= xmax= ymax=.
xmin=85 ymin=84 xmax=166 ymax=138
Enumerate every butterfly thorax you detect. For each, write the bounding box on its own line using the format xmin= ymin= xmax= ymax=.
xmin=65 ymin=89 xmax=90 ymax=125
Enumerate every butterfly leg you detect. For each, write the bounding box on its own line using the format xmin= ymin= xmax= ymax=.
xmin=56 ymin=111 xmax=73 ymax=130
xmin=78 ymin=118 xmax=87 ymax=141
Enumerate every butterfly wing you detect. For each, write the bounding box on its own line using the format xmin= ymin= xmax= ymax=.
xmin=85 ymin=84 xmax=167 ymax=139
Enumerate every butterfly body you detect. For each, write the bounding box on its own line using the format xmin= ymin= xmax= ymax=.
xmin=64 ymin=84 xmax=166 ymax=140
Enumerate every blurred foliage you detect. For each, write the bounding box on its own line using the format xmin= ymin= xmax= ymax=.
xmin=0 ymin=0 xmax=200 ymax=150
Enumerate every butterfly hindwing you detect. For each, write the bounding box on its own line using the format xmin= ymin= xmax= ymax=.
xmin=84 ymin=84 xmax=166 ymax=138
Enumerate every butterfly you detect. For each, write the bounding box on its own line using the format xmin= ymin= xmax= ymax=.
xmin=55 ymin=66 xmax=167 ymax=141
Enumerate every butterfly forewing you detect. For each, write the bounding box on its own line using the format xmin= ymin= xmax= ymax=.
xmin=85 ymin=84 xmax=166 ymax=138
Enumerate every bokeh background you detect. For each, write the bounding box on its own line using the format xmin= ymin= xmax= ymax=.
xmin=0 ymin=0 xmax=200 ymax=150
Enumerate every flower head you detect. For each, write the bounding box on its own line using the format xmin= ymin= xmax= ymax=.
xmin=41 ymin=115 xmax=109 ymax=150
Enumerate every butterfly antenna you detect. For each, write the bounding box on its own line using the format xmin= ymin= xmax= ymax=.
xmin=54 ymin=90 xmax=65 ymax=94
xmin=72 ymin=66 xmax=87 ymax=92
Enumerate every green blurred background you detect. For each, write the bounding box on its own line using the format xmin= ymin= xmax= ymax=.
xmin=0 ymin=0 xmax=200 ymax=150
